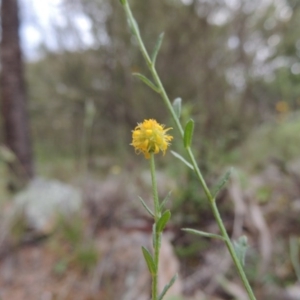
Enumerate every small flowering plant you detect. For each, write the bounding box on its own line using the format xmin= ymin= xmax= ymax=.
xmin=120 ymin=0 xmax=257 ymax=300
xmin=131 ymin=119 xmax=176 ymax=300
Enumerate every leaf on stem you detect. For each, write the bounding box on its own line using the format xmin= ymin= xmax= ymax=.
xmin=183 ymin=119 xmax=194 ymax=148
xmin=127 ymin=17 xmax=140 ymax=36
xmin=132 ymin=73 xmax=160 ymax=93
xmin=156 ymin=210 xmax=171 ymax=233
xmin=151 ymin=32 xmax=164 ymax=65
xmin=182 ymin=228 xmax=225 ymax=241
xmin=170 ymin=150 xmax=194 ymax=170
xmin=212 ymin=168 xmax=233 ymax=198
xmin=138 ymin=196 xmax=155 ymax=217
xmin=141 ymin=246 xmax=156 ymax=275
xmin=160 ymin=191 xmax=172 ymax=211
xmin=119 ymin=0 xmax=126 ymax=5
xmin=158 ymin=273 xmax=178 ymax=300
xmin=233 ymin=235 xmax=248 ymax=267
xmin=173 ymin=97 xmax=182 ymax=119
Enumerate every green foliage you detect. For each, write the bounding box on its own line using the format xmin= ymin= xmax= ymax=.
xmin=182 ymin=228 xmax=224 ymax=241
xmin=233 ymin=236 xmax=248 ymax=267
xmin=138 ymin=196 xmax=155 ymax=217
xmin=160 ymin=191 xmax=172 ymax=211
xmin=156 ymin=210 xmax=171 ymax=233
xmin=158 ymin=274 xmax=178 ymax=300
xmin=151 ymin=32 xmax=165 ymax=65
xmin=141 ymin=246 xmax=156 ymax=275
xmin=133 ymin=73 xmax=160 ymax=93
xmin=212 ymin=168 xmax=232 ymax=198
xmin=183 ymin=119 xmax=194 ymax=148
xmin=170 ymin=151 xmax=194 ymax=170
xmin=172 ymin=98 xmax=182 ymax=120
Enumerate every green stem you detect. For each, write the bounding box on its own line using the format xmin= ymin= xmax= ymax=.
xmin=150 ymin=154 xmax=161 ymax=221
xmin=150 ymin=153 xmax=161 ymax=300
xmin=121 ymin=1 xmax=257 ymax=299
xmin=210 ymin=200 xmax=256 ymax=299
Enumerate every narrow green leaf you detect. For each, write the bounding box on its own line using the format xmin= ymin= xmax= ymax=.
xmin=127 ymin=17 xmax=140 ymax=36
xmin=151 ymin=32 xmax=164 ymax=65
xmin=182 ymin=228 xmax=225 ymax=241
xmin=158 ymin=273 xmax=178 ymax=300
xmin=170 ymin=150 xmax=194 ymax=170
xmin=138 ymin=196 xmax=154 ymax=217
xmin=233 ymin=235 xmax=248 ymax=266
xmin=213 ymin=168 xmax=233 ymax=198
xmin=183 ymin=119 xmax=194 ymax=148
xmin=141 ymin=247 xmax=156 ymax=275
xmin=132 ymin=73 xmax=160 ymax=93
xmin=160 ymin=191 xmax=172 ymax=211
xmin=156 ymin=210 xmax=171 ymax=233
xmin=119 ymin=0 xmax=126 ymax=5
xmin=173 ymin=97 xmax=182 ymax=119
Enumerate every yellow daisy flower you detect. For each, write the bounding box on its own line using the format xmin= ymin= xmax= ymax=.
xmin=131 ymin=119 xmax=173 ymax=159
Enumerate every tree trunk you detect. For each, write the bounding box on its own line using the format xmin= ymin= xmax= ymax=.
xmin=1 ymin=0 xmax=34 ymax=182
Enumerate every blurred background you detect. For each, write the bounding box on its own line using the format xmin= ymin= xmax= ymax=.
xmin=0 ymin=0 xmax=300 ymax=299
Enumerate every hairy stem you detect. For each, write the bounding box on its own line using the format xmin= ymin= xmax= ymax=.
xmin=150 ymin=154 xmax=161 ymax=222
xmin=150 ymin=154 xmax=161 ymax=300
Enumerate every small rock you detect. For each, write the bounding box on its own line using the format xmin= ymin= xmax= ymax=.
xmin=13 ymin=177 xmax=82 ymax=234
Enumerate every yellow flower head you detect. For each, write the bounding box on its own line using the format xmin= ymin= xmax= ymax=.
xmin=131 ymin=119 xmax=173 ymax=159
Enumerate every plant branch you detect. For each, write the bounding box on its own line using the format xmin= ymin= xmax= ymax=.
xmin=121 ymin=1 xmax=257 ymax=299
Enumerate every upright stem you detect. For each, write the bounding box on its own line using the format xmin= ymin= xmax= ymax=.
xmin=150 ymin=154 xmax=161 ymax=300
xmin=210 ymin=201 xmax=256 ymax=298
xmin=121 ymin=1 xmax=257 ymax=299
xmin=150 ymin=154 xmax=161 ymax=221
